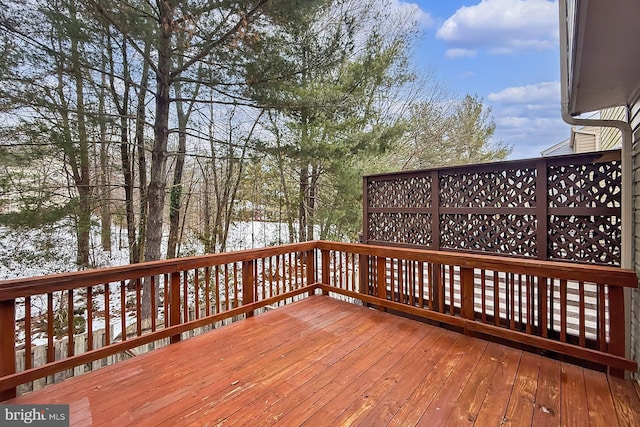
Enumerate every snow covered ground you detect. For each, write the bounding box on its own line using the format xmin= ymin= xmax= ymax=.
xmin=0 ymin=220 xmax=295 ymax=280
xmin=2 ymin=219 xmax=300 ymax=346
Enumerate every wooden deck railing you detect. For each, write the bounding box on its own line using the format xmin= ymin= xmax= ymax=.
xmin=0 ymin=242 xmax=318 ymax=400
xmin=1 ymin=240 xmax=637 ymax=399
xmin=316 ymin=241 xmax=638 ymax=377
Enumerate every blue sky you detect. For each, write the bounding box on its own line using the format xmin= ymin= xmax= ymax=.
xmin=396 ymin=0 xmax=566 ymax=159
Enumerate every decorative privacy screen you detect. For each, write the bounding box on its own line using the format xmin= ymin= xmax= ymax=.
xmin=363 ymin=151 xmax=622 ymax=265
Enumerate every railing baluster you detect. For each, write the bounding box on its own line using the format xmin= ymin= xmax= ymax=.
xmin=418 ymin=262 xmax=425 ymax=309
xmin=560 ymin=279 xmax=567 ymax=342
xmin=120 ymin=281 xmax=126 ymax=341
xmin=494 ymin=271 xmax=500 ymax=327
xmin=481 ymin=270 xmax=486 ymax=323
xmin=205 ymin=267 xmax=211 ymax=317
xmin=409 ymin=261 xmax=415 ymax=307
xmin=47 ymin=292 xmax=54 ymax=363
xmin=224 ymin=265 xmax=230 ymax=311
xmin=357 ymin=247 xmax=368 ymax=296
xmin=332 ymin=250 xmax=337 ymax=288
xmin=448 ymin=265 xmax=454 ymax=315
xmin=105 ymin=284 xmax=111 ymax=345
xmin=518 ymin=274 xmax=523 ymax=330
xmin=183 ymin=272 xmax=189 ymax=323
xmin=25 ymin=296 xmax=32 ymax=369
xmin=86 ymin=288 xmax=93 ymax=351
xmin=194 ymin=269 xmax=200 ymax=320
xmin=163 ymin=274 xmax=169 ymax=328
xmin=398 ymin=259 xmax=404 ymax=304
xmin=539 ymin=276 xmax=547 ymax=338
xmin=294 ymin=252 xmax=299 ymax=290
xmin=215 ymin=266 xmax=221 ymax=314
xmin=377 ymin=256 xmax=387 ymax=311
xmin=68 ymin=289 xmax=74 ymax=357
xmin=342 ymin=252 xmax=347 ymax=291
xmin=281 ymin=254 xmax=286 ymax=295
xmin=353 ymin=252 xmax=358 ymax=293
xmin=261 ymin=259 xmax=267 ymax=299
xmin=509 ymin=273 xmax=515 ymax=330
xmin=339 ymin=251 xmax=343 ymax=289
xmin=287 ymin=252 xmax=292 ymax=292
xmin=150 ymin=275 xmax=156 ymax=332
xmin=268 ymin=258 xmax=273 ymax=298
xmin=525 ymin=276 xmax=532 ymax=334
xmin=234 ymin=262 xmax=239 ymax=307
xmin=597 ymin=283 xmax=606 ymax=352
xmin=427 ymin=263 xmax=433 ymax=311
xmin=438 ymin=265 xmax=445 ymax=313
xmin=579 ymin=281 xmax=585 ymax=347
xmin=389 ymin=260 xmax=395 ymax=302
xmin=136 ymin=278 xmax=142 ymax=337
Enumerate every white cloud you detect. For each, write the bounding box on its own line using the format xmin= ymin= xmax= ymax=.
xmin=488 ymin=81 xmax=568 ymax=159
xmin=488 ymin=81 xmax=560 ymax=104
xmin=388 ymin=0 xmax=434 ymax=28
xmin=436 ymin=0 xmax=558 ymax=56
xmin=445 ymin=48 xmax=477 ymax=59
xmin=496 ymin=116 xmax=530 ymax=128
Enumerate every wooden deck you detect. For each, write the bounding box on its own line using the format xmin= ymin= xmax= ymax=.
xmin=5 ymin=295 xmax=640 ymax=426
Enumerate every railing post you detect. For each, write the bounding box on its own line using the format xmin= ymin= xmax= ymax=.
xmin=538 ymin=276 xmax=548 ymax=337
xmin=377 ymin=257 xmax=387 ymax=312
xmin=321 ymin=249 xmax=330 ymax=295
xmin=242 ymin=260 xmax=255 ymax=317
xmin=0 ymin=299 xmax=17 ymax=400
xmin=432 ymin=264 xmax=443 ymax=312
xmin=305 ymin=249 xmax=317 ymax=296
xmin=460 ymin=267 xmax=475 ymax=322
xmin=170 ymin=272 xmax=181 ymax=344
xmin=608 ymin=286 xmax=625 ymax=377
xmin=535 ymin=159 xmax=548 ymax=261
xmin=358 ymin=235 xmax=368 ymax=296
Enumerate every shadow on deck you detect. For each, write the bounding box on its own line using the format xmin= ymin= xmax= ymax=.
xmin=5 ymin=295 xmax=640 ymax=426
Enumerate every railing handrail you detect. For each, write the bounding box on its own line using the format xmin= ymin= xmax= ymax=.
xmin=1 ymin=240 xmax=635 ymax=301
xmin=0 ymin=241 xmax=317 ymax=301
xmin=316 ymin=241 xmax=638 ymax=287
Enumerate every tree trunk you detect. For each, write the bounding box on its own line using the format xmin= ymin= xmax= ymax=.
xmin=107 ymin=32 xmax=136 ymax=264
xmin=135 ymin=40 xmax=152 ymax=265
xmin=70 ymin=4 xmax=91 ymax=268
xmin=144 ymin=1 xmax=174 ymax=263
xmin=167 ymin=62 xmax=199 ymax=259
xmin=166 ymin=109 xmax=187 ymax=259
xmin=98 ymin=64 xmax=111 ymax=253
xmin=202 ymin=167 xmax=213 ymax=253
xmin=298 ymin=164 xmax=308 ymax=242
xmin=307 ymin=164 xmax=318 ymax=241
xmin=142 ymin=2 xmax=175 ymax=319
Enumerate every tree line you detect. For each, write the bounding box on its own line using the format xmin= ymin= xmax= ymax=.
xmin=0 ymin=0 xmax=510 ymax=274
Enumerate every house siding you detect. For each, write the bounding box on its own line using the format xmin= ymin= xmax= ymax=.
xmin=601 ymin=107 xmax=625 ymax=149
xmin=629 ymin=98 xmax=640 ymax=381
xmin=574 ymin=132 xmax=597 ymax=152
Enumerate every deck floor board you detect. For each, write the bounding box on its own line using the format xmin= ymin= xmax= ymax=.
xmin=5 ymin=295 xmax=639 ymax=426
